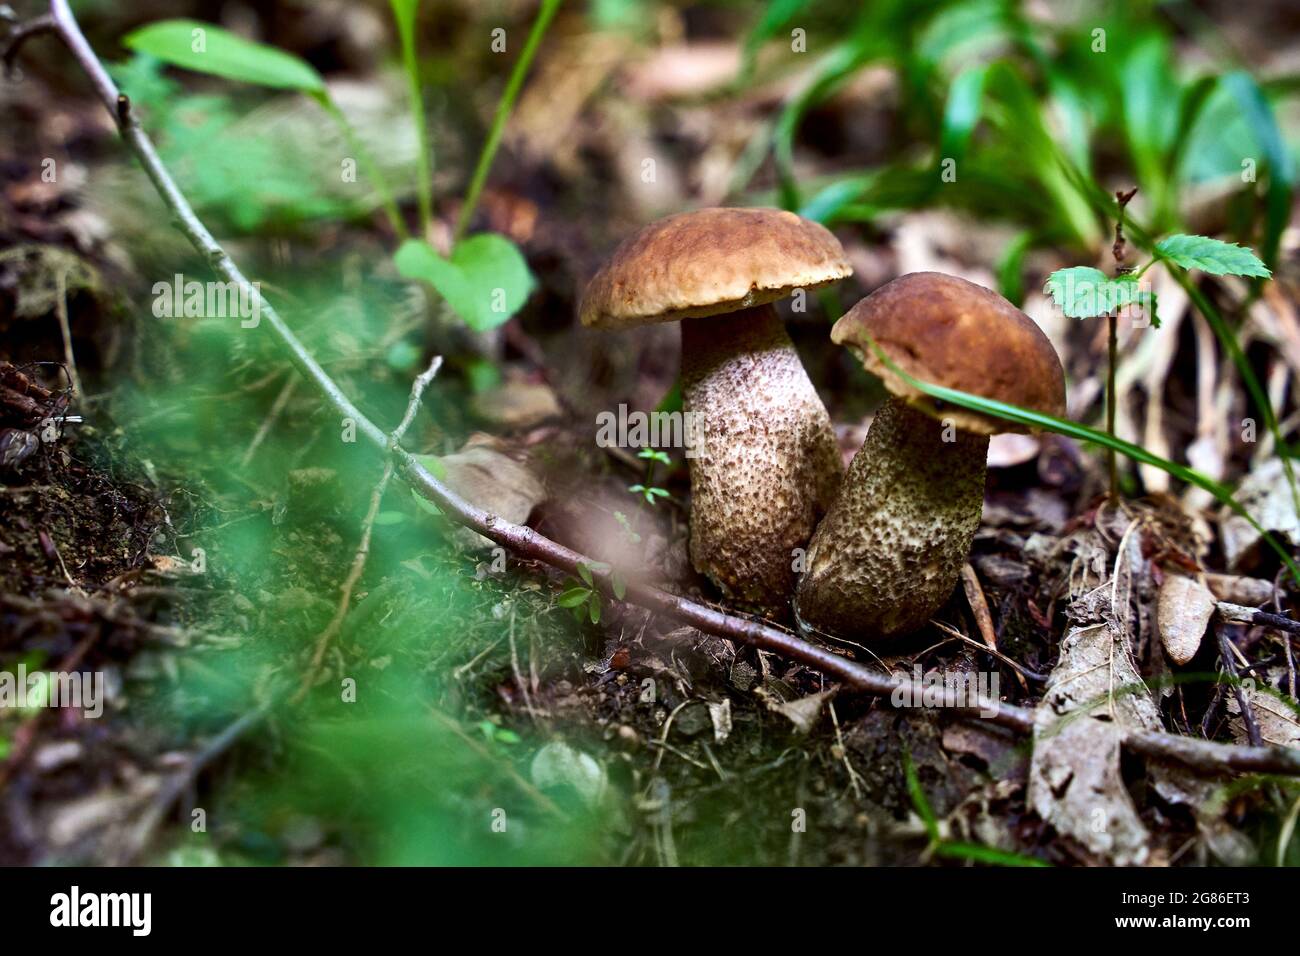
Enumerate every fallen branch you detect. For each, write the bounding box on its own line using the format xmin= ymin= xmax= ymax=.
xmin=11 ymin=0 xmax=1300 ymax=778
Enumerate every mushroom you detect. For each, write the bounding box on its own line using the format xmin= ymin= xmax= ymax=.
xmin=579 ymin=208 xmax=851 ymax=611
xmin=795 ymin=272 xmax=1066 ymax=640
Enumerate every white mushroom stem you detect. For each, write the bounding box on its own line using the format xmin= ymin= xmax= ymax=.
xmin=796 ymin=395 xmax=988 ymax=640
xmin=680 ymin=304 xmax=843 ymax=613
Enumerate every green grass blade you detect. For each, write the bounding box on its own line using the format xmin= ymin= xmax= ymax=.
xmin=390 ymin=0 xmax=433 ymax=236
xmin=314 ymin=94 xmax=408 ymax=239
xmin=453 ymin=0 xmax=563 ymax=244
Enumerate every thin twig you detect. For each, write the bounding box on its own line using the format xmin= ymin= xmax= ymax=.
xmin=0 ymin=11 xmax=55 ymax=76
xmin=1106 ymin=187 xmax=1138 ymax=503
xmin=52 ymin=268 xmax=82 ymax=400
xmin=293 ymin=355 xmax=442 ymax=701
xmin=21 ymin=0 xmax=1300 ymax=778
xmin=1217 ymin=623 xmax=1263 ymax=748
xmin=240 ymin=372 xmax=296 ymax=468
xmin=1217 ymin=601 xmax=1300 ymax=637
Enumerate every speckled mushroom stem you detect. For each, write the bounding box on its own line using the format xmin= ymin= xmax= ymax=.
xmin=796 ymin=395 xmax=988 ymax=640
xmin=681 ymin=304 xmax=843 ymax=614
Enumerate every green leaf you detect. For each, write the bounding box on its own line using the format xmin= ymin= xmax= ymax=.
xmin=938 ymin=65 xmax=988 ymax=165
xmin=588 ymin=596 xmax=601 ymax=625
xmin=372 ymin=511 xmax=407 ymax=526
xmin=1155 ymin=234 xmax=1271 ymax=278
xmin=389 ymin=0 xmax=432 ymax=234
xmin=611 ymin=572 xmax=627 ymax=602
xmin=556 ymin=587 xmax=591 ymax=608
xmin=1043 ymin=268 xmax=1152 ymax=319
xmin=740 ymin=0 xmax=809 ymax=77
xmin=394 ymin=236 xmax=535 ymax=332
xmin=410 ymin=488 xmax=442 ymax=517
xmin=413 ymin=454 xmax=447 ymax=480
xmin=124 ymin=20 xmax=325 ymax=94
xmin=637 ymin=449 xmax=671 ymax=466
xmin=577 ymin=563 xmax=594 ymax=588
xmin=1222 ymin=71 xmax=1294 ymax=267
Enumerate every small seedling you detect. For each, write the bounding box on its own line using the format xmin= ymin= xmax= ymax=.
xmin=628 ymin=448 xmax=672 ymax=506
xmin=555 ymin=561 xmax=627 ymax=625
xmin=1046 ymin=191 xmax=1270 ymax=502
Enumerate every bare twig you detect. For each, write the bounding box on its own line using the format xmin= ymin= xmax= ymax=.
xmin=18 ymin=0 xmax=1300 ymax=778
xmin=1217 ymin=623 xmax=1263 ymax=748
xmin=1106 ymin=187 xmax=1139 ymax=503
xmin=294 ymin=355 xmax=442 ymax=700
xmin=0 ymin=10 xmax=54 ymax=76
xmin=1217 ymin=601 xmax=1300 ymax=637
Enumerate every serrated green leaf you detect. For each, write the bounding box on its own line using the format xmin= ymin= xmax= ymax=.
xmin=1044 ymin=267 xmax=1153 ymax=319
xmin=1155 ymin=234 xmax=1271 ymax=278
xmin=394 ymin=235 xmax=535 ymax=332
xmin=124 ymin=20 xmax=325 ymax=94
xmin=556 ymin=587 xmax=591 ymax=608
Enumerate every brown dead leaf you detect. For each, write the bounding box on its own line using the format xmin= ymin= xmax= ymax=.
xmin=1157 ymin=575 xmax=1215 ymax=665
xmin=1219 ymin=459 xmax=1300 ymax=570
xmin=437 ymin=437 xmax=546 ymax=549
xmin=1029 ymin=589 xmax=1160 ymax=865
xmin=1227 ymin=674 xmax=1300 ymax=749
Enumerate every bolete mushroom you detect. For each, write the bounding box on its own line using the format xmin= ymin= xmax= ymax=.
xmin=579 ymin=208 xmax=851 ymax=611
xmin=795 ymin=272 xmax=1066 ymax=640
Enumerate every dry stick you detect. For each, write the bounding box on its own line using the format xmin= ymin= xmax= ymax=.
xmin=294 ymin=355 xmax=443 ymax=701
xmin=1217 ymin=601 xmax=1300 ymax=637
xmin=1108 ymin=187 xmax=1139 ymax=504
xmin=1217 ymin=623 xmax=1263 ymax=748
xmin=18 ymin=0 xmax=1300 ymax=778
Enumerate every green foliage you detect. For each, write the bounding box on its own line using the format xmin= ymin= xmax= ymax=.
xmin=389 ymin=0 xmax=433 ymax=235
xmin=903 ymin=747 xmax=1049 ymax=867
xmin=107 ymin=57 xmax=357 ymax=231
xmin=394 ymin=236 xmax=535 ymax=332
xmin=558 ymin=561 xmax=626 ymax=624
xmin=124 ymin=19 xmax=325 ymax=93
xmin=629 ymin=448 xmax=672 ymax=506
xmin=454 ymin=0 xmax=564 ymax=242
xmin=627 ymin=483 xmax=670 ymax=505
xmin=1043 ymin=267 xmax=1155 ymax=322
xmin=1153 ymin=234 xmax=1272 ymax=277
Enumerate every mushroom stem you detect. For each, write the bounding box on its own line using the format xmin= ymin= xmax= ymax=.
xmin=796 ymin=395 xmax=988 ymax=640
xmin=681 ymin=304 xmax=843 ymax=613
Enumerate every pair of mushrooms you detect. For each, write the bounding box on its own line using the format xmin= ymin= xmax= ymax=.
xmin=579 ymin=208 xmax=1066 ymax=641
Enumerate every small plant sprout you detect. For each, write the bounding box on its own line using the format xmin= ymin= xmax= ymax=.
xmin=628 ymin=448 xmax=672 ymax=506
xmin=556 ymin=561 xmax=627 ymax=625
xmin=1045 ymin=189 xmax=1271 ymax=501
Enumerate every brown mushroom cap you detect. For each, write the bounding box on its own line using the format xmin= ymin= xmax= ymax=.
xmin=831 ymin=272 xmax=1066 ymax=435
xmin=579 ymin=207 xmax=851 ymax=330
